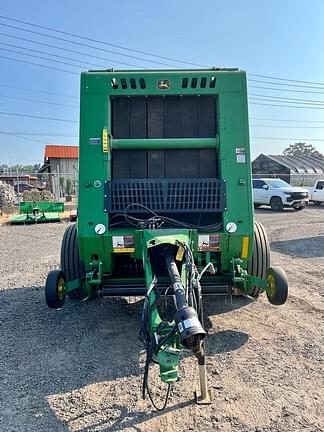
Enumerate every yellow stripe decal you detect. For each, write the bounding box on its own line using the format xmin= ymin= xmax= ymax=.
xmin=241 ymin=236 xmax=249 ymax=259
xmin=102 ymin=128 xmax=109 ymax=153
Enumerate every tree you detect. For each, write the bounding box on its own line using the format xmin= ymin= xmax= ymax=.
xmin=283 ymin=142 xmax=323 ymax=157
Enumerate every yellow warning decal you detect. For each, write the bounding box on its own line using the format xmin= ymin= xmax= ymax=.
xmin=241 ymin=236 xmax=249 ymax=259
xmin=112 ymin=248 xmax=135 ymax=253
xmin=102 ymin=128 xmax=109 ymax=153
xmin=176 ymin=245 xmax=185 ymax=261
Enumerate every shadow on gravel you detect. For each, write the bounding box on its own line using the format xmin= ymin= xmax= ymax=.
xmin=271 ymin=236 xmax=324 ymax=258
xmin=62 ymin=400 xmax=193 ymax=432
xmin=205 ymin=330 xmax=249 ymax=355
xmin=0 ymin=286 xmax=251 ymax=431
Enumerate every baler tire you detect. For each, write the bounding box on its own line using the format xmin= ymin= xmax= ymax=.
xmin=266 ymin=266 xmax=288 ymax=305
xmin=248 ymin=222 xmax=270 ymax=297
xmin=61 ymin=224 xmax=86 ymax=300
xmin=45 ymin=269 xmax=66 ymax=309
xmin=270 ymin=196 xmax=284 ymax=211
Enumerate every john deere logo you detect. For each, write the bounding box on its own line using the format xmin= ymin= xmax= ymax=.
xmin=157 ymin=79 xmax=170 ymax=90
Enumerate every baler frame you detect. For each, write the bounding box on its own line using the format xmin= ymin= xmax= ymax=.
xmin=45 ymin=68 xmax=288 ymax=410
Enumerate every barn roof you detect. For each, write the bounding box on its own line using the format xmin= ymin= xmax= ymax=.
xmin=255 ymin=153 xmax=324 ymax=174
xmin=44 ymin=145 xmax=78 ymax=159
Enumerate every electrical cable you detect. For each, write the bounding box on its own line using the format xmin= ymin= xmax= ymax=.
xmin=249 ymin=93 xmax=324 ymax=105
xmin=0 ymin=92 xmax=77 ymax=108
xmin=250 ymin=101 xmax=324 ymax=110
xmin=0 ymin=21 xmax=180 ymax=68
xmin=1 ymin=132 xmax=78 ymax=136
xmin=0 ymin=83 xmax=77 ymax=99
xmin=0 ymin=130 xmax=46 ymax=144
xmin=251 ymin=117 xmax=324 ymax=123
xmin=248 ymin=84 xmax=324 ymax=95
xmin=0 ymin=14 xmax=207 ymax=67
xmin=0 ymin=32 xmax=144 ymax=67
xmin=248 ymin=78 xmax=324 ymax=90
xmin=0 ymin=111 xmax=78 ymax=123
xmin=0 ymin=54 xmax=78 ymax=75
xmin=0 ymin=42 xmax=109 ymax=69
xmin=120 ymin=203 xmax=223 ymax=231
xmin=142 ymin=342 xmax=172 ymax=411
xmin=251 ymin=136 xmax=324 ymax=142
xmin=0 ymin=46 xmax=96 ymax=70
xmin=251 ymin=125 xmax=324 ymax=129
xmin=248 ymin=73 xmax=324 ymax=87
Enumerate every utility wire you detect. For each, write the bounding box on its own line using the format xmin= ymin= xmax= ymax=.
xmin=0 ymin=46 xmax=94 ymax=70
xmin=249 ymin=85 xmax=324 ymax=95
xmin=250 ymin=97 xmax=324 ymax=107
xmin=0 ymin=83 xmax=77 ymax=99
xmin=251 ymin=125 xmax=324 ymax=129
xmin=0 ymin=14 xmax=207 ymax=68
xmin=0 ymin=130 xmax=49 ymax=143
xmin=0 ymin=42 xmax=109 ymax=69
xmin=0 ymin=54 xmax=78 ymax=75
xmin=251 ymin=136 xmax=324 ymax=142
xmin=251 ymin=117 xmax=324 ymax=123
xmin=248 ymin=78 xmax=324 ymax=90
xmin=1 ymin=131 xmax=78 ymax=136
xmin=0 ymin=93 xmax=78 ymax=108
xmin=250 ymin=101 xmax=324 ymax=110
xmin=249 ymin=93 xmax=324 ymax=105
xmin=2 ymin=43 xmax=324 ymax=107
xmin=248 ymin=73 xmax=324 ymax=87
xmin=0 ymin=31 xmax=142 ymax=68
xmin=2 ymin=15 xmax=324 ymax=87
xmin=0 ymin=21 xmax=179 ymax=68
xmin=0 ymin=111 xmax=78 ymax=123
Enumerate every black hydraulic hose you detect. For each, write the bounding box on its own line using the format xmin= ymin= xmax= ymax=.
xmin=164 ymin=251 xmax=188 ymax=310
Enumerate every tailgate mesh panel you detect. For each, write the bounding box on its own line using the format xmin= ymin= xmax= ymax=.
xmin=104 ymin=179 xmax=226 ymax=213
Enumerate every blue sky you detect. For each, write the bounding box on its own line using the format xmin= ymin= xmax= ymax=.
xmin=0 ymin=0 xmax=324 ymax=164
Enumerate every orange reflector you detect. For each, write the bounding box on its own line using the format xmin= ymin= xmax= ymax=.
xmin=241 ymin=236 xmax=249 ymax=259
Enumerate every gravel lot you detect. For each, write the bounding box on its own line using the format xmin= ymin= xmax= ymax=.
xmin=0 ymin=207 xmax=323 ymax=432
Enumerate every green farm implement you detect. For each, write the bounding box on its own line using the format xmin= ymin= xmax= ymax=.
xmin=45 ymin=68 xmax=288 ymax=409
xmin=10 ymin=201 xmax=64 ymax=224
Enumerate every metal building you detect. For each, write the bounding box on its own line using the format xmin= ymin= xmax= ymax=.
xmin=39 ymin=145 xmax=79 ymax=198
xmin=252 ymin=154 xmax=324 ymax=186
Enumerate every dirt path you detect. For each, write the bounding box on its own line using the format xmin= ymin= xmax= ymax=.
xmin=0 ymin=207 xmax=323 ymax=431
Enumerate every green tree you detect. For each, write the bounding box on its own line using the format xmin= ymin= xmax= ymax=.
xmin=283 ymin=142 xmax=323 ymax=157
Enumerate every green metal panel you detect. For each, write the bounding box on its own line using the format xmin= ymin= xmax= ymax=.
xmin=19 ymin=201 xmax=64 ymax=213
xmin=78 ymin=68 xmax=253 ymax=278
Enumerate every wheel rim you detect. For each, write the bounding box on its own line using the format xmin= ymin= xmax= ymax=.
xmin=267 ymin=273 xmax=276 ymax=298
xmin=57 ymin=277 xmax=65 ymax=300
xmin=272 ymin=198 xmax=280 ymax=209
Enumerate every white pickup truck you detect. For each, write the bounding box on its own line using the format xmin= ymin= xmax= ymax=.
xmin=252 ymin=178 xmax=309 ymax=211
xmin=305 ymin=180 xmax=324 ymax=204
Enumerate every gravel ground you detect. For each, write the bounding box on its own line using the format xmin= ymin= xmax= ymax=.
xmin=0 ymin=207 xmax=323 ymax=432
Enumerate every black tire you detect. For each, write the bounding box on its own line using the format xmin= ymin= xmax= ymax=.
xmin=61 ymin=224 xmax=86 ymax=300
xmin=45 ymin=269 xmax=66 ymax=309
xmin=248 ymin=222 xmax=270 ymax=297
xmin=270 ymin=196 xmax=284 ymax=211
xmin=266 ymin=266 xmax=288 ymax=305
xmin=313 ymin=201 xmax=321 ymax=206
